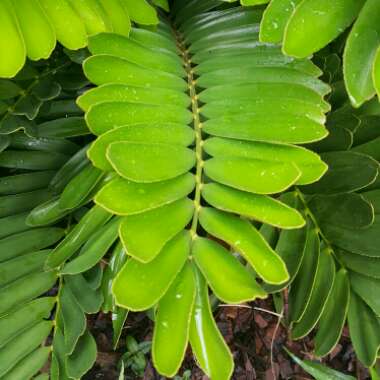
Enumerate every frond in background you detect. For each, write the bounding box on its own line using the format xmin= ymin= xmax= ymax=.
xmin=0 ymin=0 xmax=161 ymax=78
xmin=260 ymin=0 xmax=380 ymax=107
xmin=278 ymin=51 xmax=380 ymax=371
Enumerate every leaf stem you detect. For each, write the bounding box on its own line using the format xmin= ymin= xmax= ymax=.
xmin=173 ymin=29 xmax=204 ymax=239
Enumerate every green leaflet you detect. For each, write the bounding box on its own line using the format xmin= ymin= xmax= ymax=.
xmin=45 ymin=204 xmax=112 ymax=269
xmin=0 ymin=270 xmax=57 ymax=316
xmin=61 ymin=217 xmax=120 ymax=274
xmin=265 ymin=210 xmax=308 ymax=293
xmin=77 ymin=84 xmax=190 ymax=112
xmin=314 ymin=269 xmax=350 ymax=357
xmin=0 ymin=228 xmax=64 ymax=263
xmin=204 ymin=157 xmax=301 ymax=194
xmin=349 ymin=272 xmax=380 ymax=315
xmin=0 ymin=320 xmax=52 ymax=377
xmin=309 ymin=193 xmax=374 ymax=230
xmin=189 ymin=266 xmax=233 ymax=380
xmin=193 ymin=237 xmax=267 ymax=303
xmin=11 ymin=0 xmax=56 ymax=61
xmin=199 ymin=207 xmax=289 ymax=285
xmin=344 ymin=0 xmax=380 ymax=107
xmin=0 ymin=297 xmax=55 ymax=349
xmin=283 ymin=0 xmax=364 ymax=58
xmin=303 ymin=151 xmax=379 ymax=195
xmin=291 ymin=249 xmax=335 ymax=339
xmin=66 ymin=274 xmax=103 ymax=314
xmin=60 ymin=285 xmax=86 ymax=355
xmin=152 ymin=263 xmax=195 ymax=377
xmin=119 ymin=198 xmax=194 ymax=263
xmin=0 ymin=0 xmax=25 ymax=78
xmin=88 ymin=124 xmax=194 ymax=171
xmin=348 ymin=291 xmax=380 ymax=367
xmin=202 ymin=183 xmax=304 ymax=229
xmin=58 ymin=164 xmax=104 ymax=210
xmin=288 ymin=227 xmax=320 ymax=323
xmin=0 ymin=249 xmax=50 ymax=287
xmin=65 ymin=330 xmax=97 ymax=379
xmin=113 ymin=231 xmax=190 ymax=311
xmin=260 ymin=0 xmax=303 ymax=43
xmin=285 ymin=348 xmax=356 ymax=380
xmin=95 ymin=174 xmax=195 ymax=215
xmin=3 ymin=346 xmax=51 ymax=380
xmin=107 ymin=142 xmax=195 ymax=183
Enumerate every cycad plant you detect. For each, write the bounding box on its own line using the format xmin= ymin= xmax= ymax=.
xmin=0 ymin=0 xmax=379 ymax=379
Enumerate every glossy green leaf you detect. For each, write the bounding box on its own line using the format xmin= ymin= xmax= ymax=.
xmin=303 ymin=151 xmax=379 ymax=194
xmin=265 ymin=211 xmax=308 ymax=293
xmin=260 ymin=0 xmax=302 ymax=43
xmin=45 ymin=205 xmax=112 ymax=269
xmin=288 ymin=227 xmax=320 ymax=323
xmin=291 ymin=249 xmax=335 ymax=339
xmin=39 ymin=0 xmax=87 ymax=50
xmin=0 ymin=270 xmax=57 ymax=316
xmin=61 ymin=217 xmax=120 ymax=274
xmin=203 ymin=137 xmax=327 ymax=185
xmin=0 ymin=0 xmax=25 ymax=78
xmin=0 ymin=297 xmax=55 ymax=349
xmin=107 ymin=142 xmax=195 ymax=182
xmin=4 ymin=346 xmax=50 ymax=380
xmin=283 ymin=0 xmax=364 ymax=58
xmin=119 ymin=198 xmax=193 ymax=263
xmin=83 ymin=55 xmax=186 ymax=91
xmin=344 ymin=0 xmax=380 ymax=107
xmin=65 ymin=330 xmax=97 ymax=379
xmin=0 ymin=320 xmax=52 ymax=377
xmin=0 ymin=228 xmax=64 ymax=263
xmin=337 ymin=249 xmax=380 ymax=279
xmin=67 ymin=0 xmax=110 ymax=36
xmin=0 ymin=249 xmax=50 ymax=287
xmin=59 ymin=164 xmax=103 ymax=210
xmin=348 ymin=291 xmax=380 ymax=367
xmin=60 ymin=285 xmax=86 ymax=355
xmin=95 ymin=174 xmax=195 ymax=215
xmin=285 ymin=348 xmax=356 ymax=380
xmin=323 ymin=219 xmax=380 ymax=258
xmin=309 ymin=193 xmax=374 ymax=230
xmin=374 ymin=48 xmax=380 ymax=99
xmin=121 ymin=0 xmax=158 ymax=25
xmin=350 ymin=272 xmax=380 ymax=315
xmin=35 ymin=117 xmax=89 ymax=138
xmin=77 ymin=83 xmax=190 ymax=112
xmin=86 ymin=102 xmax=191 ymax=136
xmin=203 ymin=114 xmax=328 ymax=144
xmin=12 ymin=0 xmax=56 ymax=61
xmin=0 ymin=171 xmax=54 ymax=195
xmin=0 ymin=150 xmax=68 ymax=171
xmin=204 ymin=157 xmax=300 ymax=194
xmin=314 ymin=269 xmax=350 ymax=357
xmin=152 ymin=263 xmax=195 ymax=377
xmin=189 ymin=266 xmax=233 ymax=380
xmin=26 ymin=196 xmax=71 ymax=226
xmin=88 ymin=33 xmax=184 ymax=76
xmin=193 ymin=237 xmax=267 ymax=303
xmin=202 ymin=183 xmax=304 ymax=229
xmin=113 ymin=231 xmax=190 ymax=310
xmin=66 ymin=273 xmax=104 ymax=314
xmin=199 ymin=207 xmax=289 ymax=284
xmin=88 ymin=123 xmax=194 ymax=171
